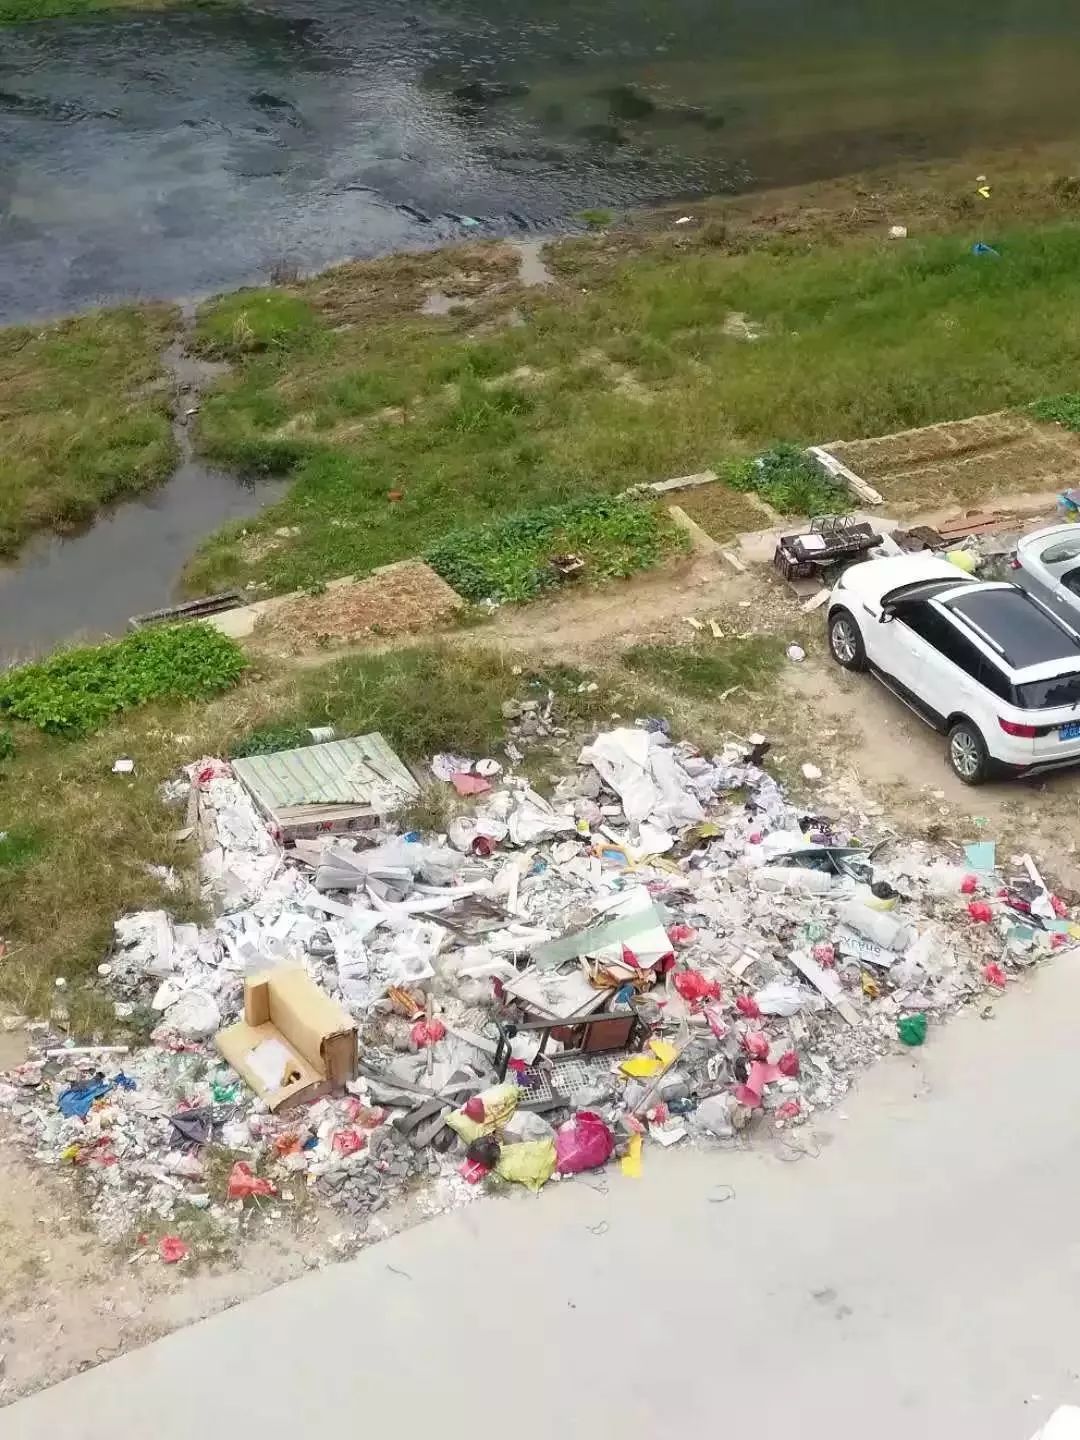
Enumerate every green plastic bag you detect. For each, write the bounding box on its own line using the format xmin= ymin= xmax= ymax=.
xmin=495 ymin=1139 xmax=556 ymax=1193
xmin=898 ymin=1012 xmax=928 ymax=1047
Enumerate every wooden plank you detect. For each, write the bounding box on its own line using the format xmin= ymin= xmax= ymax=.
xmin=808 ymin=445 xmax=884 ymax=507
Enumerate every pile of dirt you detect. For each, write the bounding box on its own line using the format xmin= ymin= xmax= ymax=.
xmin=825 ymin=412 xmax=1080 ymax=511
xmin=258 ymin=561 xmax=463 ymax=654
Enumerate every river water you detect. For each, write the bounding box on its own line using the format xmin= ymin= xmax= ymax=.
xmin=2 ymin=0 xmax=1080 ymax=660
xmin=3 ymin=0 xmax=1080 ymax=324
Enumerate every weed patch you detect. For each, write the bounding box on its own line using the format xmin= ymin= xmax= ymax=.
xmin=723 ymin=443 xmax=852 ymax=515
xmin=425 ymin=496 xmax=686 ymax=603
xmin=228 ymin=721 xmax=313 ymax=758
xmin=193 ymin=290 xmax=323 ymax=361
xmin=1031 ymin=393 xmax=1080 ymax=430
xmin=622 ymin=636 xmax=786 ymax=698
xmin=0 ymin=824 xmax=45 ymax=872
xmin=0 ymin=625 xmax=246 ymax=737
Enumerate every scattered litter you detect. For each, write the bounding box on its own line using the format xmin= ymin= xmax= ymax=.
xmin=1 ymin=704 xmax=1073 ymax=1260
xmin=888 ymin=225 xmax=908 ymax=239
xmin=786 ymin=645 xmax=806 ymax=662
xmin=112 ymin=757 xmax=135 ymax=775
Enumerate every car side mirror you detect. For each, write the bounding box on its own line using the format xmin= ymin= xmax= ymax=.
xmin=880 ymin=607 xmax=895 ymax=624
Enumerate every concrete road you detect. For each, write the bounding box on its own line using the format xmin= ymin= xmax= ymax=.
xmin=6 ymin=962 xmax=1080 ymax=1440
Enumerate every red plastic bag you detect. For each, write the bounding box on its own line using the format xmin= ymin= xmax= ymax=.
xmin=227 ymin=1161 xmax=276 ymax=1200
xmin=776 ymin=1098 xmax=801 ymax=1121
xmin=410 ymin=1018 xmax=447 ymax=1048
xmin=159 ymin=1235 xmax=189 ymax=1264
xmin=983 ymin=962 xmax=1007 ymax=989
xmin=332 ymin=1128 xmax=365 ymax=1156
xmin=811 ymin=941 xmax=836 ymax=967
xmin=555 ymin=1111 xmax=614 ymax=1174
xmin=967 ymin=901 xmax=993 ymax=923
xmin=736 ymin=994 xmax=761 ymax=1019
xmin=674 ymin=969 xmax=721 ymax=1004
xmin=960 ymin=874 xmax=978 ymax=895
xmin=667 ymin=923 xmax=697 ymax=947
xmin=778 ymin=1049 xmax=800 ymax=1077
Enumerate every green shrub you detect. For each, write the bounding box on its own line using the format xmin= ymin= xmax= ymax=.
xmin=723 ymin=443 xmax=852 ymax=515
xmin=425 ymin=495 xmax=685 ymax=603
xmin=0 ymin=729 xmax=13 ymax=762
xmin=1031 ymin=394 xmax=1080 ymax=430
xmin=0 ymin=624 xmax=246 ymax=737
xmin=229 ymin=722 xmax=312 ymax=758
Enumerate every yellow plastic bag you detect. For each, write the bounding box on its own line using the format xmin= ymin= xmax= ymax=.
xmin=620 ymin=1037 xmax=678 ymax=1078
xmin=496 ymin=1138 xmax=556 ymax=1192
xmin=620 ymin=1134 xmax=643 ymax=1179
xmin=445 ymin=1083 xmax=520 ymax=1145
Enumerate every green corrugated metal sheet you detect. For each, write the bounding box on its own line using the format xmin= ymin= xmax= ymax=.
xmin=232 ymin=734 xmax=418 ymax=814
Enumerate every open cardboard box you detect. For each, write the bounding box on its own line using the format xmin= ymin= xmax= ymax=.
xmin=216 ymin=968 xmax=358 ymax=1112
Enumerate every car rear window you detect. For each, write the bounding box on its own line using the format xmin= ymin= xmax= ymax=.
xmin=1042 ymin=540 xmax=1080 ymax=565
xmin=1016 ymin=672 xmax=1080 ymax=709
xmin=944 ymin=588 xmax=1080 ymax=666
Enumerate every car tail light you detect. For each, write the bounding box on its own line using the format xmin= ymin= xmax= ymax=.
xmin=1008 ymin=555 xmax=1021 ymax=570
xmin=999 ymin=717 xmax=1037 ymax=737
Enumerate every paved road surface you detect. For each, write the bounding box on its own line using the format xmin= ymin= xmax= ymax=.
xmin=6 ymin=962 xmax=1080 ymax=1439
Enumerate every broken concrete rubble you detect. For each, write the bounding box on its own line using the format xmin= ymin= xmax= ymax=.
xmin=1 ymin=711 xmax=1077 ymax=1259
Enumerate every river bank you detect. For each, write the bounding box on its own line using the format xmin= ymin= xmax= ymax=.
xmin=6 ymin=146 xmax=1080 ymax=660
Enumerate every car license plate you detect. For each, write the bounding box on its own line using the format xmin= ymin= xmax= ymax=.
xmin=1060 ymin=721 xmax=1080 ymax=741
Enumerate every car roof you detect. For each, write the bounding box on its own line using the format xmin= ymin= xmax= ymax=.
xmin=1017 ymin=523 xmax=1080 ymax=555
xmin=939 ymin=582 xmax=1080 ymax=673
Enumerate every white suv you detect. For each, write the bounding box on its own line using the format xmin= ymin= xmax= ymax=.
xmin=826 ymin=553 xmax=1080 ymax=784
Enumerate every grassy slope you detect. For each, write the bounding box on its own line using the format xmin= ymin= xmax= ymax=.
xmin=0 ymin=306 xmax=179 ymax=556
xmin=1 ymin=0 xmax=199 ymax=22
xmin=186 ymin=209 xmax=1080 ymax=596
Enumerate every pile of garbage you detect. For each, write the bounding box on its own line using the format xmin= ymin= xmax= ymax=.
xmin=1 ymin=719 xmax=1076 ymax=1254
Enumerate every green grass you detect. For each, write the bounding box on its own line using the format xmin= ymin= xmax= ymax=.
xmin=0 ymin=0 xmax=223 ymax=22
xmin=185 ymin=220 xmax=1080 ymax=597
xmin=724 ymin=443 xmax=852 ymax=515
xmin=0 ymin=306 xmax=178 ymax=555
xmin=425 ymin=495 xmax=686 ymax=603
xmin=622 ymin=636 xmax=786 ymax=698
xmin=1031 ymin=393 xmax=1080 ymax=430
xmin=0 ymin=624 xmax=246 ymax=737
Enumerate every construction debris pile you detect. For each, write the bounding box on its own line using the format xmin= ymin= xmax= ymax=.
xmin=1 ymin=721 xmax=1076 ymax=1256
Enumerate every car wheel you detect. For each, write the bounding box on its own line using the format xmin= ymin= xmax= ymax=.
xmin=947 ymin=720 xmax=990 ymax=785
xmin=828 ymin=608 xmax=867 ymax=671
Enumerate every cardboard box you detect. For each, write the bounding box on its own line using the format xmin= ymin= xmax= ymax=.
xmin=216 ymin=968 xmax=358 ymax=1112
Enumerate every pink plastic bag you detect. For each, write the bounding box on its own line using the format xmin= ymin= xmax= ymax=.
xmin=159 ymin=1235 xmax=189 ymax=1264
xmin=555 ymin=1111 xmax=614 ymax=1174
xmin=410 ymin=1018 xmax=447 ymax=1048
xmin=967 ymin=901 xmax=993 ymax=923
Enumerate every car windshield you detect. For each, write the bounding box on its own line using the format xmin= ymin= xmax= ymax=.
xmin=1042 ymin=540 xmax=1080 ymax=565
xmin=1016 ymin=672 xmax=1080 ymax=709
